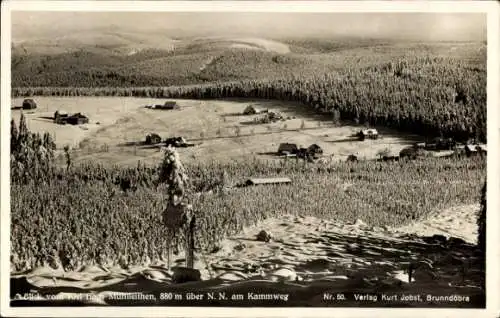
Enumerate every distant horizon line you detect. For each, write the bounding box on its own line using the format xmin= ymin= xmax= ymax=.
xmin=11 ymin=32 xmax=488 ymax=43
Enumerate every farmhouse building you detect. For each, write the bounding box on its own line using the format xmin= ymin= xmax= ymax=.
xmin=278 ymin=143 xmax=298 ymax=155
xmin=148 ymin=101 xmax=179 ymax=110
xmin=307 ymin=144 xmax=323 ymax=158
xmin=164 ymin=136 xmax=195 ymax=148
xmin=164 ymin=101 xmax=179 ymax=109
xmin=146 ymin=133 xmax=162 ymax=145
xmin=243 ymin=105 xmax=260 ymax=115
xmin=22 ymin=99 xmax=37 ymax=110
xmin=157 ymin=101 xmax=179 ymax=110
xmin=357 ymin=129 xmax=379 ymax=141
xmin=244 ymin=177 xmax=292 ymax=186
xmin=54 ymin=110 xmax=69 ymax=119
xmin=425 ymin=137 xmax=456 ymax=151
xmin=54 ymin=110 xmax=69 ymax=124
xmin=65 ymin=113 xmax=89 ymax=125
xmin=465 ymin=144 xmax=487 ymax=157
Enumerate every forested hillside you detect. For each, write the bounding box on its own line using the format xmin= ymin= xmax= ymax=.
xmin=11 ymin=38 xmax=487 ymax=142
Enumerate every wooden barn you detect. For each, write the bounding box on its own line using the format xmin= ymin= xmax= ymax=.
xmin=465 ymin=144 xmax=487 ymax=157
xmin=357 ymin=129 xmax=379 ymax=141
xmin=65 ymin=113 xmax=89 ymax=125
xmin=54 ymin=110 xmax=69 ymax=119
xmin=22 ymin=99 xmax=37 ymax=110
xmin=278 ymin=143 xmax=298 ymax=155
xmin=307 ymin=144 xmax=323 ymax=158
xmin=155 ymin=101 xmax=179 ymax=110
xmin=244 ymin=177 xmax=292 ymax=187
xmin=54 ymin=110 xmax=69 ymax=124
xmin=414 ymin=142 xmax=426 ymax=149
xmin=425 ymin=137 xmax=456 ymax=151
xmin=148 ymin=101 xmax=179 ymax=110
xmin=145 ymin=133 xmax=162 ymax=145
xmin=243 ymin=105 xmax=260 ymax=115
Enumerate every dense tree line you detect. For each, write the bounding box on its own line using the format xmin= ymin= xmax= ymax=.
xmin=12 ymin=47 xmax=486 ymax=142
xmin=12 ymin=63 xmax=486 ymax=142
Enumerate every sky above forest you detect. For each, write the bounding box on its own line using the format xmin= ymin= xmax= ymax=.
xmin=12 ymin=11 xmax=486 ymax=41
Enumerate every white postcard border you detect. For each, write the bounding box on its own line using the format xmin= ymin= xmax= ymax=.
xmin=1 ymin=1 xmax=499 ymax=317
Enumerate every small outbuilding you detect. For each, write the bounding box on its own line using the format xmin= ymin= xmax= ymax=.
xmin=357 ymin=129 xmax=379 ymax=141
xmin=164 ymin=136 xmax=195 ymax=148
xmin=307 ymin=144 xmax=323 ymax=158
xmin=65 ymin=113 xmax=89 ymax=125
xmin=157 ymin=101 xmax=179 ymax=110
xmin=465 ymin=144 xmax=487 ymax=157
xmin=244 ymin=177 xmax=292 ymax=187
xmin=149 ymin=101 xmax=179 ymax=110
xmin=146 ymin=133 xmax=162 ymax=145
xmin=54 ymin=110 xmax=69 ymax=120
xmin=243 ymin=105 xmax=260 ymax=115
xmin=54 ymin=110 xmax=69 ymax=124
xmin=414 ymin=142 xmax=426 ymax=149
xmin=163 ymin=101 xmax=179 ymax=109
xmin=425 ymin=137 xmax=456 ymax=151
xmin=54 ymin=110 xmax=68 ymax=118
xmin=278 ymin=143 xmax=298 ymax=155
xmin=22 ymin=99 xmax=37 ymax=110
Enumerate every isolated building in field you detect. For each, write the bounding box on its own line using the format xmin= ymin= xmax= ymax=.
xmin=150 ymin=101 xmax=179 ymax=110
xmin=357 ymin=129 xmax=379 ymax=141
xmin=54 ymin=110 xmax=69 ymax=124
xmin=145 ymin=133 xmax=162 ymax=145
xmin=54 ymin=110 xmax=69 ymax=120
xmin=244 ymin=177 xmax=292 ymax=187
xmin=163 ymin=101 xmax=179 ymax=109
xmin=65 ymin=113 xmax=89 ymax=125
xmin=22 ymin=98 xmax=37 ymax=110
xmin=277 ymin=143 xmax=298 ymax=155
xmin=425 ymin=137 xmax=456 ymax=151
xmin=164 ymin=136 xmax=195 ymax=148
xmin=54 ymin=110 xmax=68 ymax=119
xmin=414 ymin=142 xmax=426 ymax=149
xmin=478 ymin=144 xmax=487 ymax=153
xmin=158 ymin=101 xmax=179 ymax=110
xmin=243 ymin=105 xmax=260 ymax=115
xmin=465 ymin=144 xmax=487 ymax=157
xmin=307 ymin=144 xmax=324 ymax=158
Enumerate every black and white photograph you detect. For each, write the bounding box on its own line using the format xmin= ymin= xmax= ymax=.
xmin=1 ymin=1 xmax=499 ymax=317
